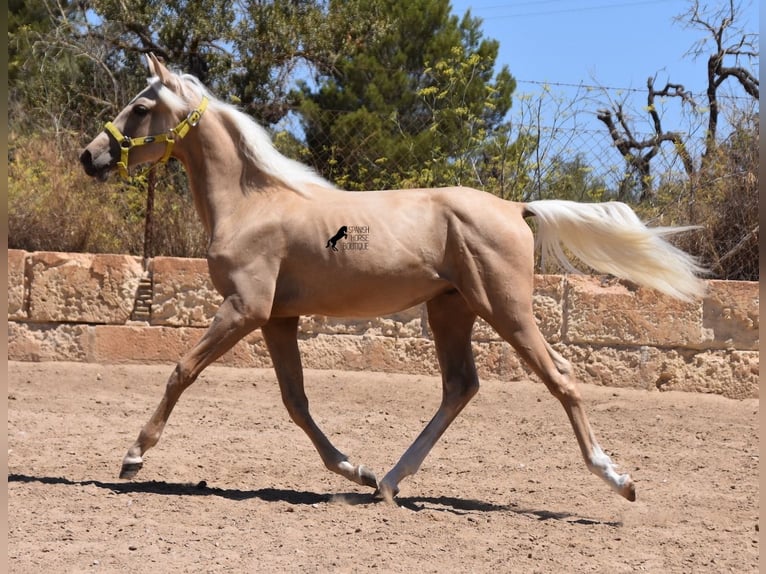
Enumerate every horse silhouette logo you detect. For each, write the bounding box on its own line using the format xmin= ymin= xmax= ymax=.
xmin=326 ymin=226 xmax=348 ymax=251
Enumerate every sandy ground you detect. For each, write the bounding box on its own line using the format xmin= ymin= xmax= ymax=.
xmin=8 ymin=361 xmax=759 ymax=573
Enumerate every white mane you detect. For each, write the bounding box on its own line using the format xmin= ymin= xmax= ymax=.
xmin=151 ymin=73 xmax=336 ymax=194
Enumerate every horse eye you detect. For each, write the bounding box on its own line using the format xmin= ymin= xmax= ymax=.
xmin=133 ymin=104 xmax=150 ymax=116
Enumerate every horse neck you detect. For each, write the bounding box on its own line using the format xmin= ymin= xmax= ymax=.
xmin=174 ymin=111 xmax=276 ymax=239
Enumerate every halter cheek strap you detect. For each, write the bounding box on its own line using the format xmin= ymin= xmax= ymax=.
xmin=104 ymin=96 xmax=209 ymax=180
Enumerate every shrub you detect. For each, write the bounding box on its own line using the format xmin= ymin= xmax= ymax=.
xmin=639 ymin=117 xmax=759 ymax=281
xmin=8 ymin=134 xmax=206 ymax=258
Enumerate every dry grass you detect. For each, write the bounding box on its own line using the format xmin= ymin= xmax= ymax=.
xmin=9 ymin=126 xmax=758 ymax=280
xmin=8 ymin=135 xmax=206 ymax=258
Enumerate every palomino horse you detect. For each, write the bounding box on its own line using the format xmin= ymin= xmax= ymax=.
xmin=81 ymin=54 xmax=705 ymax=504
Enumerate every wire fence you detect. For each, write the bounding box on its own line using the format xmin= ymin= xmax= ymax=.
xmin=271 ymin=97 xmax=712 ymax=202
xmin=264 ymin=86 xmax=758 ymax=279
xmin=9 ymin=78 xmax=757 ymax=279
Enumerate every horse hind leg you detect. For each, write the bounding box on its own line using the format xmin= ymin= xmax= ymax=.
xmin=377 ymin=290 xmax=479 ymax=503
xmin=542 ymin=338 xmax=635 ymax=500
xmin=261 ymin=317 xmax=377 ymax=490
xmin=489 ymin=308 xmax=636 ymax=501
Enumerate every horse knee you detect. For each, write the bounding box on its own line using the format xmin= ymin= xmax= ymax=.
xmin=280 ymin=390 xmax=311 ymax=425
xmin=444 ymin=376 xmax=480 ymax=408
xmin=545 ymin=375 xmax=582 ymax=405
xmin=167 ymin=362 xmax=196 ymax=394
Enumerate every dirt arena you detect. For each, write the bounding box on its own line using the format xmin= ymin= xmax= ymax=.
xmin=8 ymin=361 xmax=759 ymax=573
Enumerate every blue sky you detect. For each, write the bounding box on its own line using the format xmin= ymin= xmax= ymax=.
xmin=449 ymin=0 xmax=759 ymax=98
xmin=449 ymin=0 xmax=759 ymax=136
xmin=446 ymin=0 xmax=759 ymax=177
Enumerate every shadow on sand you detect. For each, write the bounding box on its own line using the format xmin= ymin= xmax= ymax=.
xmin=8 ymin=472 xmax=620 ymax=526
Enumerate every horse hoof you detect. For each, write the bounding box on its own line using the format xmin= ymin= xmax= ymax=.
xmin=119 ymin=460 xmax=143 ymax=480
xmin=374 ymin=483 xmax=400 ymax=505
xmin=358 ymin=465 xmax=378 ymax=490
xmin=623 ymin=479 xmax=637 ymax=502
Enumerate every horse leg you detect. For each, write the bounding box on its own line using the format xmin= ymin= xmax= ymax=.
xmin=120 ymin=294 xmax=262 ymax=478
xmin=261 ymin=317 xmax=378 ymax=490
xmin=377 ymin=291 xmax=479 ymax=503
xmin=487 ymin=305 xmax=636 ymax=501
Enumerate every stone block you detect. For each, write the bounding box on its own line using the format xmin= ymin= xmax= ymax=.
xmin=298 ymin=333 xmax=439 ymax=375
xmin=564 ymin=275 xmax=702 ymax=347
xmin=651 ymin=349 xmax=759 ymax=399
xmin=472 ymin=341 xmax=532 ymax=381
xmin=151 ymin=257 xmax=222 ymax=327
xmin=562 ymin=343 xmax=668 ymax=391
xmin=555 ymin=343 xmax=758 ymax=399
xmin=533 ymin=274 xmax=565 ymax=342
xmin=8 ymin=321 xmax=90 ymax=362
xmin=8 ymin=249 xmax=28 ymax=320
xmin=299 ymin=305 xmax=425 ymax=338
xmin=27 ymin=252 xmax=143 ymax=324
xmin=702 ymin=280 xmax=759 ymax=350
xmin=90 ymin=325 xmax=270 ymax=367
xmin=464 ymin=275 xmax=565 ymax=343
xmin=6 ymin=245 xmax=760 ymax=401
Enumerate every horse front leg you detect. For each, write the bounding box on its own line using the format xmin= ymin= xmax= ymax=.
xmin=377 ymin=292 xmax=479 ymax=503
xmin=261 ymin=317 xmax=378 ymax=490
xmin=120 ymin=294 xmax=263 ymax=478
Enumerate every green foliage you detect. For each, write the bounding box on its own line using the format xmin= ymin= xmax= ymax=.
xmin=536 ymin=154 xmax=610 ymax=203
xmin=7 ymin=0 xmax=759 ymax=280
xmin=297 ymin=0 xmax=515 ymax=190
xmin=470 ymin=124 xmax=535 ymax=200
xmin=9 ymin=0 xmax=51 ymax=82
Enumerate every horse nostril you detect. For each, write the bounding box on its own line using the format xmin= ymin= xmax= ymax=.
xmin=80 ymin=149 xmax=95 ymax=174
xmin=80 ymin=149 xmax=103 ymax=177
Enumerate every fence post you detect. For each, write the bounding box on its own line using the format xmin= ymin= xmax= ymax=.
xmin=143 ymin=169 xmax=156 ymax=266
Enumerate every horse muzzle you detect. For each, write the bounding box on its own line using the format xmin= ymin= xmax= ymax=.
xmin=80 ymin=147 xmax=115 ymax=182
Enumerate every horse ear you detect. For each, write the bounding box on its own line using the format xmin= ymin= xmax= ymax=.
xmin=146 ymin=53 xmax=174 ymax=86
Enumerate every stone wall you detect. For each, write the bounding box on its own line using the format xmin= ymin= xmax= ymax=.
xmin=7 ymin=249 xmax=759 ymax=399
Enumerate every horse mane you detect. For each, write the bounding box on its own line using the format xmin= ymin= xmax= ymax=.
xmin=150 ymin=73 xmax=336 ymax=195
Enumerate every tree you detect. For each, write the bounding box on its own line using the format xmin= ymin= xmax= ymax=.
xmin=9 ymin=0 xmax=52 ymax=84
xmin=678 ymin=0 xmax=759 ymax=164
xmin=296 ymin=0 xmax=515 ymax=190
xmin=595 ymin=0 xmax=758 ymax=202
xmin=536 ymin=154 xmax=609 ymax=203
xmin=478 ymin=83 xmax=593 ymax=201
xmin=9 ymin=0 xmax=92 ymax=138
xmin=229 ymin=0 xmax=393 ymax=124
xmin=8 ymin=0 xmax=521 ymax=250
xmin=596 ymin=75 xmax=696 ymax=202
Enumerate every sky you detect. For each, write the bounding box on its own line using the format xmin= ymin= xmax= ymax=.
xmin=448 ymin=0 xmax=759 ymax=132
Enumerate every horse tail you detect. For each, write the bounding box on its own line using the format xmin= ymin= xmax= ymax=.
xmin=522 ymin=199 xmax=707 ymax=301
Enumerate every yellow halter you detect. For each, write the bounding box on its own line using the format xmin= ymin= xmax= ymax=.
xmin=104 ymin=96 xmax=209 ymax=180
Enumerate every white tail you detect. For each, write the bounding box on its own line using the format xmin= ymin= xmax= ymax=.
xmin=525 ymin=199 xmax=707 ymax=301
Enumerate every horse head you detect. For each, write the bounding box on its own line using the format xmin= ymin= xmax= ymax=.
xmin=80 ymin=54 xmax=207 ymax=181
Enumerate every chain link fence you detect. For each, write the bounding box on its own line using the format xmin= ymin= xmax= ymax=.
xmin=271 ymin=87 xmax=733 ymax=202
xmin=8 ymin=81 xmax=757 ymax=279
xmin=268 ymin=85 xmax=757 ymax=280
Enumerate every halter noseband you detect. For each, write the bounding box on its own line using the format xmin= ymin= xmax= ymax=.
xmin=104 ymin=96 xmax=209 ymax=180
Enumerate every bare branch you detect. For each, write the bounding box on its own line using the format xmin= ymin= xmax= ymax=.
xmin=716 ymin=65 xmax=759 ymax=98
xmin=678 ymin=0 xmax=759 ymax=164
xmin=714 ymin=225 xmax=758 ymax=271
